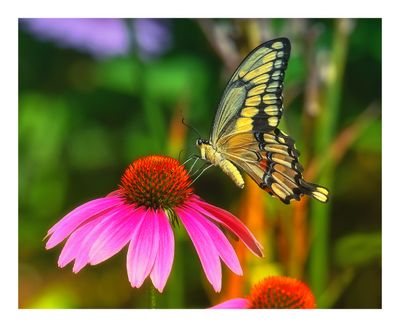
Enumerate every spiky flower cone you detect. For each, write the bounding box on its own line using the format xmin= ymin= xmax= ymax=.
xmin=247 ymin=276 xmax=316 ymax=309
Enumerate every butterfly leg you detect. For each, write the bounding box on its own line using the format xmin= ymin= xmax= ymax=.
xmin=189 ymin=163 xmax=213 ymax=187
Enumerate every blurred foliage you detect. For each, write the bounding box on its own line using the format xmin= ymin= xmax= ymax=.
xmin=19 ymin=18 xmax=381 ymax=309
xmin=334 ymin=232 xmax=381 ymax=268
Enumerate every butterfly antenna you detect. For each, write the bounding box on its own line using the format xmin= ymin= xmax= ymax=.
xmin=182 ymin=118 xmax=202 ymax=139
xmin=189 ymin=163 xmax=213 ymax=187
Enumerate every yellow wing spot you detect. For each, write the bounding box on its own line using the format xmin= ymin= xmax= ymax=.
xmin=268 ymin=117 xmax=279 ymax=127
xmin=280 ymin=130 xmax=288 ymax=136
xmin=263 ymin=93 xmax=277 ymax=104
xmin=312 ymin=191 xmax=328 ymax=203
xmin=241 ymin=107 xmax=259 ymax=118
xmin=272 ymin=153 xmax=292 ymax=168
xmin=264 ymin=145 xmax=289 ymax=155
xmin=264 ymin=106 xmax=279 ymax=115
xmin=277 ymin=51 xmax=285 ymax=58
xmin=274 ymin=60 xmax=283 ymax=69
xmin=235 ymin=117 xmax=253 ymax=133
xmin=271 ymin=182 xmax=289 ymax=199
xmin=272 ymin=41 xmax=284 ymax=50
xmin=316 ymin=187 xmax=329 ymax=196
xmin=272 ymin=71 xmax=281 ymax=80
xmin=267 ymin=81 xmax=279 ymax=92
xmin=245 ymin=95 xmax=261 ymax=107
xmin=272 ymin=172 xmax=295 ymax=194
xmin=251 ymin=74 xmax=269 ymax=85
xmin=278 ymin=137 xmax=286 ymax=143
xmin=262 ymin=51 xmax=277 ymax=63
xmin=263 ymin=134 xmax=277 ymax=144
xmin=248 ymin=84 xmax=266 ymax=97
xmin=243 ymin=62 xmax=273 ymax=82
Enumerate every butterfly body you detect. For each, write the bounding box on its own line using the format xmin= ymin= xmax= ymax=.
xmin=197 ymin=38 xmax=329 ymax=204
xmin=196 ymin=139 xmax=245 ymax=188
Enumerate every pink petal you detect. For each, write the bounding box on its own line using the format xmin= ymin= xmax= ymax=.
xmin=176 ymin=207 xmax=222 ymax=292
xmin=46 ymin=196 xmax=122 ymax=249
xmin=57 ymin=217 xmax=102 ymax=268
xmin=106 ymin=190 xmax=121 ymax=197
xmin=188 ymin=195 xmax=263 ymax=257
xmin=89 ymin=206 xmax=145 ymax=265
xmin=212 ymin=298 xmax=249 ymax=309
xmin=72 ymin=206 xmax=127 ymax=272
xmin=127 ymin=209 xmax=160 ymax=288
xmin=183 ymin=206 xmax=242 ymax=276
xmin=150 ymin=210 xmax=174 ymax=292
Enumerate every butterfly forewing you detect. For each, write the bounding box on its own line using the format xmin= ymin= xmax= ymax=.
xmin=211 ymin=38 xmax=291 ymax=144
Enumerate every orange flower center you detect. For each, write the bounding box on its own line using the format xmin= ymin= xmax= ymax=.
xmin=119 ymin=155 xmax=193 ymax=209
xmin=247 ymin=276 xmax=316 ymax=309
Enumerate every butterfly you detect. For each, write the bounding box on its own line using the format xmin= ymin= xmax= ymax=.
xmin=196 ymin=37 xmax=329 ymax=204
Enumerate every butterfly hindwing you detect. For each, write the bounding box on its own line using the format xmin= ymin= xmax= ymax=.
xmin=221 ymin=129 xmax=329 ymax=204
xmin=211 ymin=38 xmax=291 ymax=144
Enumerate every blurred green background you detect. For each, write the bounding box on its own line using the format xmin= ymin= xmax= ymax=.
xmin=19 ymin=18 xmax=381 ymax=309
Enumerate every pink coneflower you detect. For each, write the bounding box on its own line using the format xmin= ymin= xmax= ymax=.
xmin=45 ymin=155 xmax=263 ymax=292
xmin=213 ymin=276 xmax=316 ymax=309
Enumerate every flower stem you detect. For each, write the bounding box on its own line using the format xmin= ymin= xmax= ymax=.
xmin=149 ymin=284 xmax=157 ymax=309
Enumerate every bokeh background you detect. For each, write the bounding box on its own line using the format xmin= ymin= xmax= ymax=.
xmin=19 ymin=18 xmax=381 ymax=309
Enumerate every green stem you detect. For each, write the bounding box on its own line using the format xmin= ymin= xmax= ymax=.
xmin=309 ymin=19 xmax=352 ymax=304
xmin=150 ymin=284 xmax=157 ymax=309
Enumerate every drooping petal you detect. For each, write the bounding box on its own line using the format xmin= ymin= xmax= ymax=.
xmin=176 ymin=207 xmax=222 ymax=292
xmin=72 ymin=206 xmax=127 ymax=273
xmin=212 ymin=298 xmax=249 ymax=309
xmin=183 ymin=206 xmax=242 ymax=276
xmin=58 ymin=217 xmax=102 ymax=268
xmin=46 ymin=196 xmax=122 ymax=249
xmin=188 ymin=195 xmax=263 ymax=257
xmin=150 ymin=210 xmax=174 ymax=292
xmin=89 ymin=206 xmax=145 ymax=265
xmin=127 ymin=209 xmax=160 ymax=288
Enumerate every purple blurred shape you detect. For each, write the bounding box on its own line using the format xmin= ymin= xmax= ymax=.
xmin=133 ymin=19 xmax=172 ymax=59
xmin=22 ymin=18 xmax=131 ymax=59
xmin=22 ymin=18 xmax=172 ymax=60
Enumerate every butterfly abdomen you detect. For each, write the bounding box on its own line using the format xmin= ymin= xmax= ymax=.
xmin=219 ymin=159 xmax=245 ymax=189
xmin=200 ymin=143 xmax=245 ymax=189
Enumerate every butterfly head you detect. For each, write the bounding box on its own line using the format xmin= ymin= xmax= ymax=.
xmin=196 ymin=138 xmax=211 ymax=161
xmin=195 ymin=138 xmax=209 ymax=147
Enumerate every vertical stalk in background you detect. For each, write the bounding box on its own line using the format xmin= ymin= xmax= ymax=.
xmin=309 ymin=19 xmax=352 ymax=300
xmin=167 ymin=101 xmax=188 ymax=159
xmin=309 ymin=19 xmax=352 ymax=304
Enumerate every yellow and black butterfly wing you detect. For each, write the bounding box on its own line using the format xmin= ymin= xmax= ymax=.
xmin=220 ymin=129 xmax=329 ymax=204
xmin=209 ymin=37 xmax=329 ymax=203
xmin=211 ymin=38 xmax=291 ymax=144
